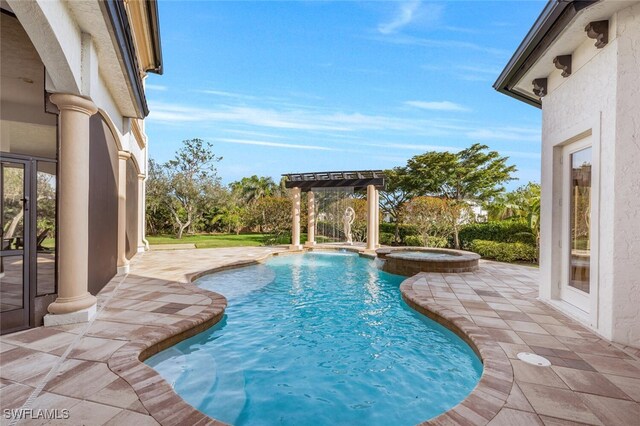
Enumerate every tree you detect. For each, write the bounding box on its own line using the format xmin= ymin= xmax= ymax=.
xmin=230 ymin=175 xmax=281 ymax=204
xmin=379 ymin=167 xmax=416 ymax=243
xmin=165 ymin=138 xmax=222 ymax=239
xmin=245 ymin=196 xmax=291 ymax=243
xmin=485 ymin=182 xmax=540 ymax=221
xmin=145 ymin=159 xmax=173 ymax=235
xmin=402 ymin=196 xmax=460 ymax=246
xmin=404 ymin=143 xmax=516 ymax=248
xmin=485 ymin=182 xmax=541 ymax=246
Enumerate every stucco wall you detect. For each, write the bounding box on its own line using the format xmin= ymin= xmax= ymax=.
xmin=125 ymin=158 xmax=139 ymax=260
xmin=540 ymin=3 xmax=640 ymax=347
xmin=87 ymin=114 xmax=119 ymax=295
xmin=611 ymin=4 xmax=640 ymax=346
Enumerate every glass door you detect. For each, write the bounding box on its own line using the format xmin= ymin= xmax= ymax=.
xmin=561 ymin=140 xmax=592 ymax=312
xmin=1 ymin=159 xmax=30 ymax=333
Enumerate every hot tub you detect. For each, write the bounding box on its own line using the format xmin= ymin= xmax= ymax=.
xmin=377 ymin=247 xmax=480 ymax=275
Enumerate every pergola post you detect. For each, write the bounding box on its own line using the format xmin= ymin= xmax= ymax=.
xmin=375 ymin=189 xmax=380 ymax=247
xmin=305 ymin=191 xmax=315 ymax=247
xmin=366 ymin=184 xmax=376 ymax=251
xmin=290 ymin=187 xmax=302 ymax=250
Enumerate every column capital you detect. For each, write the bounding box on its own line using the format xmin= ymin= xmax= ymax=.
xmin=137 ymin=173 xmax=146 ymax=180
xmin=118 ymin=151 xmax=132 ymax=161
xmin=50 ymin=93 xmax=98 ymax=116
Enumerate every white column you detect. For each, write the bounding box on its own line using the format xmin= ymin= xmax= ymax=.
xmin=290 ymin=187 xmax=302 ymax=250
xmin=117 ymin=151 xmax=131 ymax=274
xmin=375 ymin=189 xmax=380 ymax=247
xmin=305 ymin=191 xmax=315 ymax=247
xmin=137 ymin=173 xmax=148 ymax=252
xmin=45 ymin=93 xmax=98 ymax=324
xmin=366 ymin=184 xmax=376 ymax=251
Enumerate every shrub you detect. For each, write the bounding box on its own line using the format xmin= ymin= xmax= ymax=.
xmin=510 ymin=231 xmax=537 ymax=246
xmin=379 ymin=232 xmax=395 ymax=246
xmin=468 ymin=239 xmax=538 ymax=263
xmin=459 ymin=220 xmax=533 ymax=249
xmin=404 ymin=235 xmax=423 ymax=246
xmin=426 ymin=236 xmax=448 ymax=248
xmin=379 ymin=223 xmax=419 ymax=243
xmin=402 ymin=235 xmax=448 ymax=248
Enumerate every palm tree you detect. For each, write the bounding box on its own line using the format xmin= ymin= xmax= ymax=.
xmin=230 ymin=175 xmax=279 ymax=205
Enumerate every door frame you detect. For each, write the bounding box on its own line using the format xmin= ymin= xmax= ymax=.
xmin=1 ymin=152 xmax=58 ymax=334
xmin=560 ymin=137 xmax=594 ymax=313
xmin=1 ymin=157 xmax=31 ymax=333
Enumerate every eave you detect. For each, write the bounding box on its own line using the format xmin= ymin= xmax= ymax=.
xmin=100 ymin=0 xmax=150 ymax=117
xmin=493 ymin=0 xmax=598 ymax=108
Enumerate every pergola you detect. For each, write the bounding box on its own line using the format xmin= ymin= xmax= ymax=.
xmin=282 ymin=170 xmax=386 ymax=251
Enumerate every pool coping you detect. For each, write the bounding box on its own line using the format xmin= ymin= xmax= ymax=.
xmin=107 ymin=248 xmax=511 ymax=426
xmin=400 ymin=274 xmax=513 ymax=425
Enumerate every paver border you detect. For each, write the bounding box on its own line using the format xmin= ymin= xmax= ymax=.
xmin=106 ymin=249 xmax=511 ymax=426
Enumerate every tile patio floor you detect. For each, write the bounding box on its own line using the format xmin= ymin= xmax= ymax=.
xmin=1 ymin=247 xmax=639 ymax=425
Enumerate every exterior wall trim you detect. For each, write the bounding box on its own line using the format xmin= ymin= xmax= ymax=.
xmin=542 ymin=111 xmax=601 ymax=333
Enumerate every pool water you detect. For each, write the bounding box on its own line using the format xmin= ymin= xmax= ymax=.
xmin=388 ymin=251 xmax=458 ymax=260
xmin=146 ymin=252 xmax=482 ymax=425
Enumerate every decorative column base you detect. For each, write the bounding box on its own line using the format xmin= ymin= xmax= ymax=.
xmin=47 ymin=291 xmax=96 ymax=314
xmin=44 ymin=303 xmax=97 ymax=327
xmin=117 ymin=263 xmax=130 ymax=275
xmin=137 ymin=245 xmax=147 ymax=253
xmin=304 ymin=241 xmax=316 ymax=248
xmin=289 ymin=244 xmax=303 ymax=251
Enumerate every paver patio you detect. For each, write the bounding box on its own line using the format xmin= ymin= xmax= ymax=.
xmin=1 ymin=247 xmax=639 ymax=425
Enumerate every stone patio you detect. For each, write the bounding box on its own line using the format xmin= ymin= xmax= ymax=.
xmin=1 ymin=247 xmax=639 ymax=425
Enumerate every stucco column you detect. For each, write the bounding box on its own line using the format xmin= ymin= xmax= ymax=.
xmin=137 ymin=173 xmax=148 ymax=252
xmin=117 ymin=152 xmax=131 ymax=274
xmin=290 ymin=187 xmax=302 ymax=250
xmin=366 ymin=184 xmax=376 ymax=251
xmin=305 ymin=191 xmax=315 ymax=247
xmin=375 ymin=189 xmax=380 ymax=247
xmin=46 ymin=93 xmax=97 ymax=321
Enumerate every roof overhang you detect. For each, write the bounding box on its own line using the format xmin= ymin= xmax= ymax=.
xmin=283 ymin=170 xmax=386 ymax=192
xmin=123 ymin=0 xmax=163 ymax=75
xmin=100 ymin=0 xmax=163 ymax=118
xmin=493 ymin=0 xmax=598 ymax=108
xmin=100 ymin=0 xmax=148 ymax=117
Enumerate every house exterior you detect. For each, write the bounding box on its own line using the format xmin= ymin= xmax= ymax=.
xmin=495 ymin=0 xmax=639 ymax=347
xmin=0 ymin=0 xmax=162 ymax=334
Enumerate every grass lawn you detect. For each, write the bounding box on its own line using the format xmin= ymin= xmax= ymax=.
xmin=146 ymin=233 xmax=300 ymax=248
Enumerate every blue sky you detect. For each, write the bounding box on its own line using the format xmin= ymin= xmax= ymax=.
xmin=145 ymin=0 xmax=545 ymax=189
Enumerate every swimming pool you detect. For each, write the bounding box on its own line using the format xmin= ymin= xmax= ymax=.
xmin=146 ymin=252 xmax=482 ymax=425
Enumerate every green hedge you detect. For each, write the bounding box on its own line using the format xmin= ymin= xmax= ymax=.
xmin=459 ymin=220 xmax=534 ymax=248
xmin=379 ymin=232 xmax=395 ymax=245
xmin=404 ymin=235 xmax=448 ymax=248
xmin=379 ymin=223 xmax=420 ymax=243
xmin=468 ymin=239 xmax=538 ymax=263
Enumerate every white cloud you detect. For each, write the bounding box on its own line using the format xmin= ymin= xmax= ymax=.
xmin=148 ymin=101 xmax=540 ymax=149
xmin=405 ymin=100 xmax=470 ymax=112
xmin=466 ymin=127 xmax=541 ymax=142
xmin=363 ymin=142 xmax=460 ymax=152
xmin=146 ymin=84 xmax=167 ymax=91
xmin=371 ymin=33 xmax=508 ymax=56
xmin=217 ymin=138 xmax=337 ymax=151
xmin=148 ymin=101 xmax=448 ymax=133
xmin=199 ymin=89 xmax=257 ymax=100
xmin=378 ymin=0 xmax=422 ymax=35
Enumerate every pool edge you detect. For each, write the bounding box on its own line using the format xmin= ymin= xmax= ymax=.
xmin=107 ymin=249 xmax=512 ymax=426
xmin=400 ymin=274 xmax=513 ymax=425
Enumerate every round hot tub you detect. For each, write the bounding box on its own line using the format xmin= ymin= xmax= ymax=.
xmin=377 ymin=247 xmax=480 ymax=275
